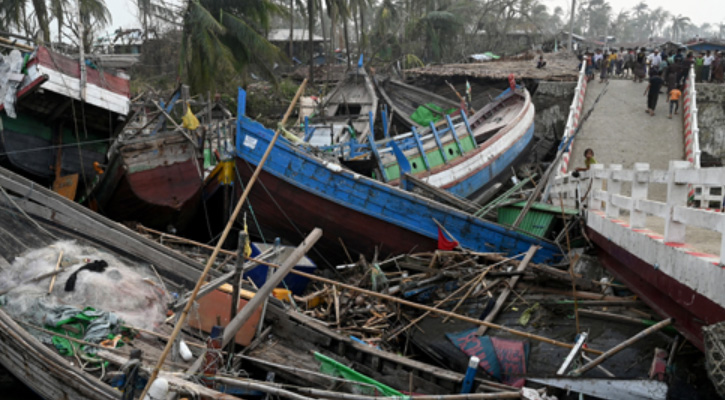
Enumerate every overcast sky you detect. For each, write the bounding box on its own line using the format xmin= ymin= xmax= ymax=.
xmin=543 ymin=0 xmax=724 ymax=27
xmin=104 ymin=0 xmax=724 ymax=34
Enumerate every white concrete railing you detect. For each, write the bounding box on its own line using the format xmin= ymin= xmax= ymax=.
xmin=550 ymin=161 xmax=725 ymax=260
xmin=553 ymin=56 xmax=589 ymax=177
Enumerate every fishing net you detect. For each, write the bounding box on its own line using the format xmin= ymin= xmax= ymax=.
xmin=0 ymin=240 xmax=169 ymax=333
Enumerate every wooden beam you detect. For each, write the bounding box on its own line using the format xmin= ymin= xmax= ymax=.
xmin=476 ymin=245 xmax=538 ymax=335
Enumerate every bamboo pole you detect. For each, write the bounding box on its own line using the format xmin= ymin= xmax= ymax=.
xmin=138 ymin=79 xmax=309 ymax=400
xmin=476 ymin=245 xmax=538 ymax=335
xmin=569 ymin=318 xmax=673 ymax=376
xmin=47 ymin=250 xmax=64 ymax=294
xmin=292 ymin=385 xmax=521 ymax=400
xmin=441 ymin=265 xmax=493 ymax=323
xmin=559 ymin=196 xmax=580 ymax=334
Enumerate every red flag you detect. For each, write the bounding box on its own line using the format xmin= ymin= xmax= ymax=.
xmin=437 ymin=227 xmax=459 ymax=250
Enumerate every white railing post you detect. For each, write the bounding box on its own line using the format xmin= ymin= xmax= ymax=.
xmin=664 ymin=161 xmax=691 ymax=243
xmin=605 ymin=164 xmax=622 ymax=219
xmin=720 ymin=218 xmax=725 ymax=264
xmin=589 ymin=164 xmax=604 ymax=211
xmin=631 ymin=163 xmax=650 ymax=229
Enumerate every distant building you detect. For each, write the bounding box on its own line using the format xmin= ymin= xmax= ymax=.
xmin=686 ymin=39 xmax=725 ymax=53
xmin=266 ymin=29 xmax=327 ymax=64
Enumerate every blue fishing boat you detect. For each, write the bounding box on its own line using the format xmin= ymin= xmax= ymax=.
xmin=233 ymin=89 xmax=560 ymax=264
xmin=304 ymin=84 xmax=534 ymax=200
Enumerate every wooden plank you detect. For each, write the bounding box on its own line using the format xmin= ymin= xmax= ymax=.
xmin=476 ymin=245 xmax=538 ymax=335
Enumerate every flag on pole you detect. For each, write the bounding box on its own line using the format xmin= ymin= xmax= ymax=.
xmin=437 ymin=227 xmax=459 ymax=251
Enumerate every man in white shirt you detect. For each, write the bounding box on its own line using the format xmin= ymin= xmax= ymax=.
xmin=703 ymin=50 xmax=714 ymax=81
xmin=647 ymin=49 xmax=662 ymax=76
xmin=593 ymin=49 xmax=604 ymax=70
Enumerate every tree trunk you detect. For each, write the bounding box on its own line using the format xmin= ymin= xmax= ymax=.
xmin=353 ymin=5 xmax=360 ymax=57
xmin=343 ymin=13 xmax=352 ymax=67
xmin=289 ymin=0 xmax=294 ymax=59
xmin=31 ymin=0 xmax=50 ymax=43
xmin=319 ymin=0 xmax=328 ymax=62
xmin=308 ymin=0 xmax=315 ymax=84
xmin=327 ymin=1 xmax=334 ymax=66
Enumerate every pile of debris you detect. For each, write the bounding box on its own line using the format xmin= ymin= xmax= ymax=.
xmin=406 ymin=51 xmax=581 ymax=82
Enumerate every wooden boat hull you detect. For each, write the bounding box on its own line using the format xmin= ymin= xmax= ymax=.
xmin=379 ymin=89 xmax=535 ymax=199
xmin=91 ymin=133 xmax=203 ymax=231
xmin=0 ymin=113 xmax=108 ymax=183
xmin=316 ymin=67 xmax=378 ymax=142
xmin=375 ymin=77 xmax=460 ymax=129
xmin=0 ymin=166 xmax=213 ymax=399
xmin=0 ymin=46 xmax=128 ymax=197
xmin=587 ymin=226 xmax=725 ymax=351
xmin=0 ymin=310 xmax=118 ymax=399
xmin=234 ymin=113 xmax=561 ymax=265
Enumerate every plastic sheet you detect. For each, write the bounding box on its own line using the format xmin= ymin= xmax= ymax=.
xmin=0 ymin=240 xmax=169 ymax=332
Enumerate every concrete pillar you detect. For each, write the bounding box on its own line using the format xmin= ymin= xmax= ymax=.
xmin=606 ymin=164 xmax=622 ymax=219
xmin=589 ymin=164 xmax=604 ymax=211
xmin=630 ymin=163 xmax=650 ymax=229
xmin=664 ymin=160 xmax=691 ymax=243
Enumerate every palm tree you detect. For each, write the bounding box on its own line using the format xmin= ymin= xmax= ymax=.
xmin=1 ymin=0 xmax=110 ymax=44
xmin=180 ymin=0 xmax=284 ymax=93
xmin=670 ymin=14 xmax=690 ymax=41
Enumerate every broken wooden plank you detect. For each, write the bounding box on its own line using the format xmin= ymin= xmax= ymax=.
xmin=476 ymin=245 xmax=538 ymax=335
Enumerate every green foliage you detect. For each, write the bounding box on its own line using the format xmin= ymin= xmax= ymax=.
xmin=180 ymin=0 xmax=285 ymax=94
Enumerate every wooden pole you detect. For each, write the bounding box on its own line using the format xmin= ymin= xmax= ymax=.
xmin=186 ymin=229 xmax=322 ymax=374
xmin=442 ymin=264 xmax=496 ymax=323
xmin=47 ymin=250 xmax=63 ymax=294
xmin=138 ymin=79 xmax=309 ymax=400
xmin=569 ymin=318 xmax=673 ymax=376
xmin=222 ymin=230 xmax=321 ymax=347
xmin=559 ymin=196 xmax=580 ymax=334
xmin=476 ymin=245 xmax=538 ymax=335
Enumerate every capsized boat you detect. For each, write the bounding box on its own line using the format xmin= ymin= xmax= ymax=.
xmin=234 ymin=88 xmax=560 ymax=265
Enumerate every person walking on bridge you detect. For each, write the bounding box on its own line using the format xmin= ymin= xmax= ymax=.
xmin=668 ymin=86 xmax=682 ymax=119
xmin=634 ymin=48 xmax=647 ymax=82
xmin=644 ymin=70 xmax=665 ymax=117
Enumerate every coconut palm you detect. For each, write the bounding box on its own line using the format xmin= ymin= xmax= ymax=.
xmin=0 ymin=0 xmax=110 ymax=43
xmin=670 ymin=14 xmax=690 ymax=41
xmin=180 ymin=0 xmax=284 ymax=93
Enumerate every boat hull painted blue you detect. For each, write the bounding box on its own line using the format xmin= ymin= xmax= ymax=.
xmin=234 ymin=116 xmax=561 ymax=265
xmin=447 ymin=120 xmax=535 ymax=199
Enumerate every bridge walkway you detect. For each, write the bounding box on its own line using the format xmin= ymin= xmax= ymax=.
xmin=570 ymin=79 xmax=720 ymax=256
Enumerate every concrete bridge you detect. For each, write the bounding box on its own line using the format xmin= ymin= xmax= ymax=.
xmin=548 ymin=64 xmax=725 ymax=350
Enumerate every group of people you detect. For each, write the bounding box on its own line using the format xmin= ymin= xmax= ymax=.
xmin=580 ymin=47 xmax=725 ymax=85
xmin=579 ymin=46 xmax=724 ymax=117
